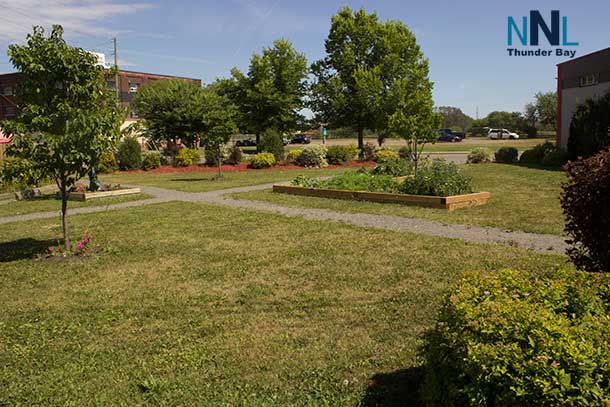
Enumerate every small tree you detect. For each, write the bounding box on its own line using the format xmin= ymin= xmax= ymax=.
xmin=1 ymin=26 xmax=123 ymax=250
xmin=568 ymin=91 xmax=610 ymax=159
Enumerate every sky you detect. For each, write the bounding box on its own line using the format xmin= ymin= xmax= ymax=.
xmin=0 ymin=0 xmax=609 ymax=118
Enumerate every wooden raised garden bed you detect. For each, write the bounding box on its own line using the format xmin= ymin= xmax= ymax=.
xmin=272 ymin=185 xmax=490 ymax=211
xmin=69 ymin=187 xmax=141 ymax=201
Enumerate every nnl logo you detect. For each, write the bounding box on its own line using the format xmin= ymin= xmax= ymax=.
xmin=508 ymin=10 xmax=578 ymax=47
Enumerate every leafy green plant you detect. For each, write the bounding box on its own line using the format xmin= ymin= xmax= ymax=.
xmin=296 ymin=145 xmax=328 ymax=167
xmin=0 ymin=157 xmax=46 ymax=189
xmin=542 ymin=150 xmax=568 ymax=168
xmin=373 ymin=148 xmax=400 ymax=163
xmin=226 ymin=145 xmax=243 ymax=165
xmin=117 ymin=137 xmax=142 ymax=170
xmin=466 ymin=147 xmax=493 ymax=164
xmin=258 ymin=128 xmax=285 ymax=161
xmin=399 ymin=159 xmax=472 ymax=197
xmin=204 ymin=144 xmax=229 ymax=167
xmin=326 ymin=145 xmax=355 ymax=165
xmin=141 ymin=151 xmax=161 ymax=171
xmin=371 ymin=159 xmax=409 ymax=176
xmin=561 ymin=149 xmax=610 ymax=272
xmin=494 ymin=146 xmax=519 ymax=164
xmin=423 ymin=268 xmax=610 ymax=406
xmin=250 ymin=152 xmax=276 ymax=169
xmin=286 ymin=149 xmax=302 ymax=164
xmin=175 ymin=148 xmax=201 ymax=167
xmin=97 ymin=151 xmax=118 ymax=174
xmin=568 ymin=90 xmax=610 ymax=159
xmin=362 ymin=142 xmax=376 ymax=161
xmin=519 ymin=141 xmax=556 ymax=165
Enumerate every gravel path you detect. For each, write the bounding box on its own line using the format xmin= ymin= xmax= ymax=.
xmin=0 ymin=182 xmax=568 ymax=255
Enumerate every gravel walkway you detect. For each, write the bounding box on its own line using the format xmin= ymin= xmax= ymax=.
xmin=0 ymin=182 xmax=567 ymax=255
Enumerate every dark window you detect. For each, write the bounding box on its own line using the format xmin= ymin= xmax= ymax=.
xmin=580 ymin=73 xmax=599 ymax=87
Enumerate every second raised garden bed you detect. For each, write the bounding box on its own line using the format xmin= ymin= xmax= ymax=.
xmin=68 ymin=187 xmax=141 ymax=201
xmin=272 ymin=185 xmax=490 ymax=211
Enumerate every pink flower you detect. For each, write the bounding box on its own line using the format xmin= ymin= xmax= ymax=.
xmin=76 ymin=241 xmax=83 ymax=251
xmin=83 ymin=239 xmax=89 ymax=245
xmin=48 ymin=247 xmax=54 ymax=252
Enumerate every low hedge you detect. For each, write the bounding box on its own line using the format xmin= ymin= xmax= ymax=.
xmin=424 ymin=268 xmax=610 ymax=406
xmin=494 ymin=147 xmax=519 ymax=164
xmin=250 ymin=152 xmax=276 ymax=169
xmin=175 ymin=148 xmax=201 ymax=167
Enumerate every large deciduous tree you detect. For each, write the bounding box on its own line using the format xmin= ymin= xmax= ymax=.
xmin=223 ymin=39 xmax=308 ymax=147
xmin=1 ymin=25 xmax=123 ymax=250
xmin=310 ymin=7 xmax=434 ymax=152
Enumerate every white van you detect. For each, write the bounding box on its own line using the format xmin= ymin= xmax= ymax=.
xmin=488 ymin=128 xmax=520 ymax=139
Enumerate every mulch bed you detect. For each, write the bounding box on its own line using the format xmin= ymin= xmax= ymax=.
xmin=120 ymin=161 xmax=376 ymax=174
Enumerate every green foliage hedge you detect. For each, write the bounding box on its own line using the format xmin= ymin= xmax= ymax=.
xmin=117 ymin=137 xmax=142 ymax=170
xmin=374 ymin=148 xmax=400 ymax=163
xmin=250 ymin=152 xmax=276 ymax=169
xmin=561 ymin=148 xmax=610 ymax=272
xmin=466 ymin=147 xmax=493 ymax=164
xmin=204 ymin=144 xmax=229 ymax=167
xmin=292 ymin=171 xmax=399 ymax=193
xmin=286 ymin=149 xmax=302 ymax=164
xmin=0 ymin=157 xmax=46 ymax=188
xmin=296 ymin=145 xmax=328 ymax=167
xmin=424 ymin=268 xmax=610 ymax=406
xmin=141 ymin=151 xmax=161 ymax=171
xmin=400 ymin=159 xmax=473 ymax=197
xmin=97 ymin=152 xmax=118 ymax=174
xmin=175 ymin=148 xmax=201 ymax=167
xmin=568 ymin=90 xmax=610 ymax=159
xmin=494 ymin=147 xmax=519 ymax=164
xmin=226 ymin=145 xmax=243 ymax=165
xmin=259 ymin=129 xmax=285 ymax=161
xmin=326 ymin=145 xmax=356 ymax=165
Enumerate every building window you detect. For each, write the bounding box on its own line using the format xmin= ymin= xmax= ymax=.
xmin=0 ymin=85 xmax=13 ymax=96
xmin=579 ymin=73 xmax=599 ymax=87
xmin=128 ymin=82 xmax=139 ymax=93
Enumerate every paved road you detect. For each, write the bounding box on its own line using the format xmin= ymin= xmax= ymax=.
xmin=0 ymin=182 xmax=567 ymax=255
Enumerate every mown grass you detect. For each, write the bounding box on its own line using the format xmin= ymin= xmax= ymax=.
xmin=233 ymin=164 xmax=566 ymax=235
xmin=102 ymin=167 xmax=354 ymax=193
xmin=0 ymin=193 xmax=152 ymax=217
xmin=0 ymin=201 xmax=568 ymax=406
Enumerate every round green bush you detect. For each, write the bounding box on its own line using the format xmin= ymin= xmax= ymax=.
xmin=424 ymin=268 xmax=610 ymax=406
xmin=250 ymin=152 xmax=276 ymax=169
xmin=286 ymin=149 xmax=302 ymax=164
xmin=204 ymin=144 xmax=229 ymax=167
xmin=117 ymin=137 xmax=142 ymax=170
xmin=296 ymin=145 xmax=328 ymax=168
xmin=466 ymin=147 xmax=493 ymax=164
xmin=519 ymin=142 xmax=556 ymax=165
xmin=141 ymin=151 xmax=161 ymax=171
xmin=374 ymin=148 xmax=400 ymax=163
xmin=542 ymin=150 xmax=568 ymax=168
xmin=326 ymin=145 xmax=354 ymax=165
xmin=258 ymin=129 xmax=286 ymax=161
xmin=175 ymin=148 xmax=201 ymax=167
xmin=97 ymin=151 xmax=118 ymax=174
xmin=226 ymin=145 xmax=243 ymax=165
xmin=494 ymin=146 xmax=519 ymax=164
xmin=568 ymin=90 xmax=610 ymax=159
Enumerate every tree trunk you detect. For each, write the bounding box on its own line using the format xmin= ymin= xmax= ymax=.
xmin=217 ymin=144 xmax=224 ymax=180
xmin=357 ymin=127 xmax=364 ymax=158
xmin=60 ymin=184 xmax=70 ymax=251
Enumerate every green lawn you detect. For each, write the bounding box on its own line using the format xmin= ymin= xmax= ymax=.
xmin=233 ymin=164 xmax=566 ymax=235
xmin=101 ymin=167 xmax=356 ymax=193
xmin=0 ymin=193 xmax=152 ymax=217
xmin=0 ymin=201 xmax=567 ymax=406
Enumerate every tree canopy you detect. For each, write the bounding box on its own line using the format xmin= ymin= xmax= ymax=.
xmin=1 ymin=25 xmax=124 ymax=250
xmin=435 ymin=106 xmax=474 ymax=132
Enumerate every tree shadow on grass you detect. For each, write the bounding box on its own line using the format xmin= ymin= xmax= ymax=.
xmin=361 ymin=365 xmax=425 ymax=407
xmin=0 ymin=238 xmax=58 ymax=262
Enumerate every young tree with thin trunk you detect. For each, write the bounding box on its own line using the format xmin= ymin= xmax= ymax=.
xmin=1 ymin=26 xmax=123 ymax=250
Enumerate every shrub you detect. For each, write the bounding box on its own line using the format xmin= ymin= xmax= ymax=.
xmin=466 ymin=147 xmax=493 ymax=164
xmin=296 ymin=145 xmax=328 ymax=168
xmin=141 ymin=151 xmax=161 ymax=171
xmin=561 ymin=149 xmax=610 ymax=272
xmin=519 ymin=141 xmax=556 ymax=165
xmin=568 ymin=90 xmax=610 ymax=159
xmin=294 ymin=171 xmax=399 ymax=193
xmin=258 ymin=128 xmax=285 ymax=161
xmin=423 ymin=268 xmax=610 ymax=406
xmin=97 ymin=151 xmax=118 ymax=173
xmin=175 ymin=148 xmax=201 ymax=167
xmin=494 ymin=146 xmax=519 ymax=164
xmin=399 ymin=159 xmax=473 ymax=197
xmin=374 ymin=148 xmax=400 ymax=163
xmin=250 ymin=152 xmax=276 ymax=169
xmin=398 ymin=146 xmax=411 ymax=160
xmin=362 ymin=142 xmax=376 ymax=161
xmin=117 ymin=137 xmax=142 ymax=170
xmin=326 ymin=145 xmax=355 ymax=165
xmin=542 ymin=150 xmax=568 ymax=168
xmin=226 ymin=145 xmax=243 ymax=165
xmin=0 ymin=157 xmax=46 ymax=188
xmin=371 ymin=159 xmax=409 ymax=176
xmin=286 ymin=149 xmax=303 ymax=164
xmin=204 ymin=144 xmax=229 ymax=167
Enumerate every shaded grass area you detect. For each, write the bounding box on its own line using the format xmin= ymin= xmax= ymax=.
xmin=101 ymin=167 xmax=353 ymax=193
xmin=0 ymin=201 xmax=568 ymax=405
xmin=233 ymin=164 xmax=566 ymax=235
xmin=0 ymin=193 xmax=152 ymax=217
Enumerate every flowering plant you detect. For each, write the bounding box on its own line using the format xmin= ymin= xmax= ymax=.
xmin=47 ymin=232 xmax=93 ymax=257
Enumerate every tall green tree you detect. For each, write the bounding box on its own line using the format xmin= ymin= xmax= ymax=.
xmin=224 ymin=39 xmax=308 ymax=147
xmin=435 ymin=106 xmax=474 ymax=131
xmin=1 ymin=25 xmax=124 ymax=250
xmin=533 ymin=91 xmax=557 ymax=131
xmin=133 ymin=78 xmax=203 ymax=150
xmin=310 ymin=7 xmax=433 ymax=152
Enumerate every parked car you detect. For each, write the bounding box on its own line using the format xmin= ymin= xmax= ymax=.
xmin=438 ymin=128 xmax=465 ymax=140
xmin=291 ymin=134 xmax=311 ymax=144
xmin=235 ymin=138 xmax=257 ymax=147
xmin=488 ymin=128 xmax=520 ymax=139
xmin=437 ymin=129 xmax=462 ymax=142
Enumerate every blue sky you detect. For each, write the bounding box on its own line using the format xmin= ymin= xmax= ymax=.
xmin=1 ymin=0 xmax=609 ymax=118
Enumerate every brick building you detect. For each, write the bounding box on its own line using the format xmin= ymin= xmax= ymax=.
xmin=0 ymin=69 xmax=201 ymax=122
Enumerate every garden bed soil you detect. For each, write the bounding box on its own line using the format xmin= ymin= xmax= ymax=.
xmin=68 ymin=187 xmax=141 ymax=201
xmin=119 ymin=160 xmax=376 ymax=174
xmin=272 ymin=185 xmax=491 ymax=211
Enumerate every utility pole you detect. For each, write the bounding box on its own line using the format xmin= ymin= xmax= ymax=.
xmin=476 ymin=106 xmax=479 ymax=120
xmin=113 ymin=37 xmax=120 ymax=101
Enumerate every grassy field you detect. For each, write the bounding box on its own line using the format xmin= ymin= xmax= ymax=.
xmin=0 ymin=201 xmax=568 ymax=406
xmin=101 ymin=167 xmax=356 ymax=193
xmin=0 ymin=193 xmax=152 ymax=217
xmin=233 ymin=164 xmax=566 ymax=236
